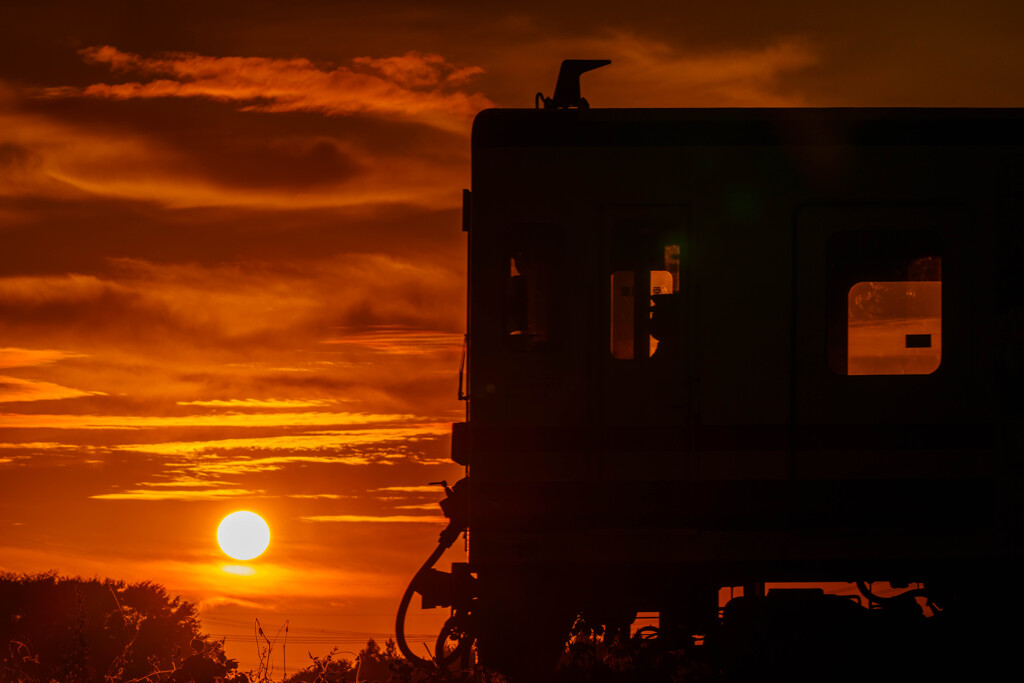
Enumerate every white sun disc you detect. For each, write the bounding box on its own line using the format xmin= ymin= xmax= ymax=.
xmin=217 ymin=511 xmax=271 ymax=560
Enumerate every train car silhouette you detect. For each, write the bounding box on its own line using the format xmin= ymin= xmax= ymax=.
xmin=397 ymin=63 xmax=1023 ymax=677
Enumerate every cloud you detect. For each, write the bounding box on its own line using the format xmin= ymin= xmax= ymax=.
xmin=0 ymin=442 xmax=69 ymax=450
xmin=46 ymin=46 xmax=492 ymax=134
xmin=0 ymin=410 xmax=421 ymax=430
xmin=0 ymin=348 xmax=104 ymax=404
xmin=196 ymin=595 xmax=265 ymax=611
xmin=526 ymin=33 xmax=817 ymax=107
xmin=168 ymin=454 xmax=378 ymax=476
xmin=0 ymin=92 xmax=469 ymax=210
xmin=90 ymin=487 xmax=265 ymax=501
xmin=300 ymin=514 xmax=446 ymax=524
xmin=109 ymin=426 xmax=449 ymax=455
xmin=373 ymin=485 xmax=445 ymax=493
xmin=0 ymin=275 xmax=113 ymax=304
xmin=0 ymin=254 xmax=464 ymax=441
xmin=133 ymin=478 xmax=228 ymax=488
xmin=352 ymin=53 xmax=485 ymax=89
xmin=0 ymin=142 xmax=36 ymax=170
xmin=323 ymin=326 xmax=463 ymax=356
xmin=0 ymin=347 xmax=86 ymax=369
xmin=176 ymin=398 xmax=336 ymax=408
xmin=0 ymin=255 xmax=464 ymax=363
xmin=0 ymin=375 xmax=106 ymax=403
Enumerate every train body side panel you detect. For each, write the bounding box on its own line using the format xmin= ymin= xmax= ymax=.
xmin=464 ymin=108 xmax=1022 ymax=609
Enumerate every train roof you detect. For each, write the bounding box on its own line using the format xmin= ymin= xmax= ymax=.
xmin=472 ymin=107 xmax=1024 ymax=148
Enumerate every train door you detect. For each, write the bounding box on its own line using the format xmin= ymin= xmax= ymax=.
xmin=602 ymin=205 xmax=692 ymax=430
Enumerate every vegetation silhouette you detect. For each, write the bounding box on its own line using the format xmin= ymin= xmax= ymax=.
xmin=0 ymin=572 xmax=243 ymax=683
xmin=279 ymin=625 xmax=718 ymax=683
xmin=9 ymin=570 xmax=992 ymax=682
xmin=1 ymin=571 xmax=726 ymax=683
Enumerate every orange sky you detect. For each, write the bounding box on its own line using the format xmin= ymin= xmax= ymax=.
xmin=2 ymin=0 xmax=1024 ymax=672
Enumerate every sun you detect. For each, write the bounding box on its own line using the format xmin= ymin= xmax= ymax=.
xmin=217 ymin=511 xmax=271 ymax=561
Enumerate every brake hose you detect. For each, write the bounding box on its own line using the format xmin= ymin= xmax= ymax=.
xmin=396 ymin=540 xmax=449 ymax=667
xmin=396 ymin=478 xmax=470 ymax=668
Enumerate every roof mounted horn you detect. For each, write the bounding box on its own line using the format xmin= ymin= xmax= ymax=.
xmin=536 ymin=59 xmax=611 ymax=109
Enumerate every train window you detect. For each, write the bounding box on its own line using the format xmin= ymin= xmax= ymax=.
xmin=847 ymin=279 xmax=942 ymax=375
xmin=610 ymin=245 xmax=681 ymax=359
xmin=505 ymin=225 xmax=563 ymax=350
xmin=827 ymin=229 xmax=942 ymax=375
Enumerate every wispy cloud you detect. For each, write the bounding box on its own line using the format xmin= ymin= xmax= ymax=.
xmin=133 ymin=478 xmax=229 ymax=488
xmin=90 ymin=487 xmax=265 ymax=500
xmin=169 ymin=454 xmax=377 ymax=476
xmin=45 ymin=46 xmax=492 ymax=134
xmin=0 ymin=347 xmax=86 ymax=369
xmin=543 ymin=33 xmax=817 ymax=107
xmin=373 ymin=485 xmax=446 ymax=493
xmin=1 ymin=256 xmax=463 ymax=345
xmin=0 ymin=410 xmax=420 ymax=430
xmin=1 ymin=90 xmax=470 ymax=210
xmin=300 ymin=514 xmax=446 ymax=524
xmin=176 ymin=398 xmax=336 ymax=409
xmin=0 ymin=348 xmax=100 ymax=403
xmin=112 ymin=425 xmax=450 ymax=455
xmin=0 ymin=275 xmax=110 ymax=304
xmin=0 ymin=376 xmax=105 ymax=403
xmin=324 ymin=326 xmax=462 ymax=356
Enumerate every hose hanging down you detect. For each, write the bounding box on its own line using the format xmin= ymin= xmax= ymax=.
xmin=395 ymin=478 xmax=474 ymax=669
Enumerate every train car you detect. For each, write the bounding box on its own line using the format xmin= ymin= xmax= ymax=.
xmin=397 ymin=64 xmax=1024 ymax=678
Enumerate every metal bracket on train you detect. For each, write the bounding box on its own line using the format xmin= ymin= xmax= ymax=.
xmin=536 ymin=59 xmax=611 ymax=109
xmin=417 ymin=562 xmax=477 ymax=610
xmin=431 ymin=477 xmax=469 ymax=548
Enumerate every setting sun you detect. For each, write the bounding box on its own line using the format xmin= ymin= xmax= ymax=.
xmin=217 ymin=511 xmax=271 ymax=561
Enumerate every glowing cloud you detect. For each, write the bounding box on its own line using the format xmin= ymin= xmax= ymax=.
xmin=0 ymin=347 xmax=87 ymax=369
xmin=46 ymin=46 xmax=492 ymax=134
xmin=0 ymin=376 xmax=105 ymax=403
xmin=0 ymin=410 xmax=420 ymax=430
xmin=90 ymin=488 xmax=265 ymax=501
xmin=111 ymin=425 xmax=450 ymax=455
xmin=300 ymin=514 xmax=446 ymax=524
xmin=323 ymin=326 xmax=463 ymax=356
xmin=286 ymin=493 xmax=343 ymax=499
xmin=548 ymin=33 xmax=817 ymax=107
xmin=176 ymin=399 xmax=336 ymax=409
xmin=374 ymin=485 xmax=447 ymax=493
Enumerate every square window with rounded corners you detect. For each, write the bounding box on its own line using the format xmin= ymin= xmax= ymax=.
xmin=847 ymin=279 xmax=941 ymax=375
xmin=827 ymin=229 xmax=941 ymax=376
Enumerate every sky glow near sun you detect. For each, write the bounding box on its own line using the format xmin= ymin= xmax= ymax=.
xmin=2 ymin=0 xmax=1023 ymax=671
